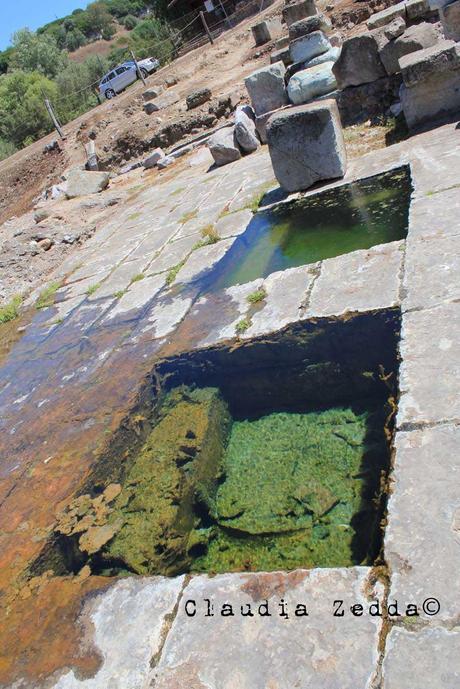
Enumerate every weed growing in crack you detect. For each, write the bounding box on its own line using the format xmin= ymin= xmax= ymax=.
xmin=36 ymin=282 xmax=61 ymax=310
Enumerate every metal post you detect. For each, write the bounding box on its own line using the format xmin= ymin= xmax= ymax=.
xmin=44 ymin=98 xmax=65 ymax=140
xmin=130 ymin=49 xmax=146 ymax=86
xmin=200 ymin=11 xmax=214 ymax=44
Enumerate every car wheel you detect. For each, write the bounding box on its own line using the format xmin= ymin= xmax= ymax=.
xmin=105 ymin=88 xmax=116 ymax=100
xmin=140 ymin=68 xmax=148 ymax=79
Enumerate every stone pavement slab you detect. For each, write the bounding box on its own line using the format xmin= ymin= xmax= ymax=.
xmin=382 ymin=627 xmax=460 ymax=689
xmin=245 ymin=264 xmax=319 ymax=338
xmin=385 ymin=424 xmax=460 ymax=621
xmin=52 ymin=577 xmax=184 ymax=689
xmin=214 ymin=208 xmax=253 ymax=239
xmin=153 ymin=568 xmax=383 ymax=689
xmin=102 ymin=274 xmax=166 ymax=323
xmin=397 ymin=302 xmax=460 ymax=426
xmin=175 ymin=237 xmax=236 ymax=285
xmin=304 ymin=241 xmax=404 ymax=318
xmin=403 ymin=233 xmax=460 ymax=311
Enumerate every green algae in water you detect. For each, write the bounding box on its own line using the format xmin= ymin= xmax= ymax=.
xmin=190 ymin=406 xmax=387 ymax=573
xmin=208 ymin=167 xmax=411 ymax=290
xmin=95 ymin=384 xmax=388 ymax=575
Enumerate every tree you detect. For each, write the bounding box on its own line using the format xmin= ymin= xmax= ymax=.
xmin=10 ymin=29 xmax=67 ymax=79
xmin=0 ymin=70 xmax=58 ymax=148
xmin=74 ymin=2 xmax=116 ymax=38
xmin=123 ymin=15 xmax=139 ymax=30
xmin=129 ymin=18 xmax=175 ymax=62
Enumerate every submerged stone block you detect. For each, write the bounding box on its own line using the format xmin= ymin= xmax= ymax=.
xmin=266 ymin=100 xmax=347 ymax=192
xmin=244 ymin=61 xmax=288 ymax=116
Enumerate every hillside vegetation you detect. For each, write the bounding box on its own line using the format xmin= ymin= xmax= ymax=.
xmin=0 ymin=0 xmax=180 ymax=160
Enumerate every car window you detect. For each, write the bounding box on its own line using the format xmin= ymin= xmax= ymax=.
xmin=101 ymin=77 xmax=107 ymax=84
xmin=107 ymin=72 xmax=115 ymax=80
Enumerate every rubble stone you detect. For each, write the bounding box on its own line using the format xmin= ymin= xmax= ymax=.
xmin=143 ymin=148 xmax=164 ymax=169
xmin=208 ymin=127 xmax=242 ymax=166
xmin=266 ymin=99 xmax=346 ymax=192
xmin=333 ymin=33 xmax=385 ymax=88
xmin=186 ymin=88 xmax=212 ymax=110
xmin=270 ymin=47 xmax=292 ymax=65
xmin=244 ymin=62 xmax=288 ymax=116
xmin=251 ymin=20 xmax=272 ymax=45
xmin=234 ymin=105 xmax=260 ymax=153
xmin=143 ymin=86 xmax=163 ymax=101
xmin=65 ymin=169 xmax=109 ymax=199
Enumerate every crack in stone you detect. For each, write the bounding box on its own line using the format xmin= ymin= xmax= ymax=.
xmin=298 ymin=261 xmax=322 ymax=316
xmin=397 ymin=418 xmax=460 ymax=433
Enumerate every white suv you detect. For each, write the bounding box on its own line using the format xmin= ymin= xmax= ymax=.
xmin=99 ymin=58 xmax=160 ymax=99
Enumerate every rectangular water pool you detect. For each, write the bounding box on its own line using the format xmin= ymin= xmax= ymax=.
xmin=208 ymin=166 xmax=411 ymax=290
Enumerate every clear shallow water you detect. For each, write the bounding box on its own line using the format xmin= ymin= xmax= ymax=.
xmin=209 ymin=167 xmax=411 ymax=290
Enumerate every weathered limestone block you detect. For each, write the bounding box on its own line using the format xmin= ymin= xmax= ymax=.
xmin=332 ymin=33 xmax=385 ymax=88
xmin=208 ymin=127 xmax=242 ymax=166
xmin=379 ymin=22 xmax=439 ymax=75
xmin=154 ymin=569 xmax=384 ymax=689
xmin=383 ymin=627 xmax=460 ymax=689
xmin=143 ymin=147 xmax=164 ymax=169
xmin=385 ymin=425 xmax=460 ymax=623
xmin=245 ymin=62 xmax=288 ymax=116
xmin=266 ymin=100 xmax=346 ymax=192
xmin=397 ymin=302 xmax=460 ymax=425
xmin=440 ymin=0 xmax=460 ymax=41
xmin=282 ymin=0 xmax=318 ymax=26
xmin=428 ymin=0 xmax=451 ymax=9
xmin=274 ymin=35 xmax=290 ymax=49
xmin=290 ymin=30 xmax=331 ymax=63
xmin=405 ymin=0 xmax=431 ymax=18
xmin=186 ymin=88 xmax=211 ymax=110
xmin=306 ymin=46 xmax=341 ymax=67
xmin=270 ymin=46 xmax=292 ymax=65
xmin=367 ymin=1 xmax=406 ymax=29
xmin=372 ymin=16 xmax=406 ymax=48
xmin=175 ymin=237 xmax=235 ymax=284
xmin=287 ymin=61 xmax=337 ymax=104
xmin=305 ymin=241 xmax=403 ymax=317
xmin=251 ymin=20 xmax=272 ymax=45
xmin=255 ymin=105 xmax=291 ymax=143
xmin=288 ymin=13 xmax=332 ymax=41
xmin=234 ymin=105 xmax=260 ymax=152
xmin=399 ymin=41 xmax=460 ymax=127
xmin=65 ymin=169 xmax=109 ymax=199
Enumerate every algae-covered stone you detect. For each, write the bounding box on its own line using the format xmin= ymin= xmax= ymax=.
xmin=103 ymin=387 xmax=231 ymax=575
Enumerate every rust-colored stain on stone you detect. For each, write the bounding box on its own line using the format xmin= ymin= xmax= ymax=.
xmin=240 ymin=570 xmax=310 ymax=601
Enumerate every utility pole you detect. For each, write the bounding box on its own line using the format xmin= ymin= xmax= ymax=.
xmin=200 ymin=11 xmax=214 ymax=44
xmin=44 ymin=98 xmax=65 ymax=140
xmin=130 ymin=49 xmax=146 ymax=86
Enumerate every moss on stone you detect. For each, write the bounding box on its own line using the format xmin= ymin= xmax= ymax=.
xmin=103 ymin=386 xmax=231 ymax=575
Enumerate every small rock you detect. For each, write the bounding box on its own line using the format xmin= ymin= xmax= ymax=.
xmin=103 ymin=483 xmax=122 ymax=503
xmin=38 ymin=238 xmax=53 ymax=251
xmin=208 ymin=127 xmax=242 ymax=166
xmin=144 ymin=148 xmax=165 ymax=169
xmin=62 ymin=234 xmax=76 ymax=244
xmin=234 ymin=105 xmax=260 ymax=153
xmin=186 ymin=88 xmax=212 ymax=110
xmin=165 ymin=75 xmax=178 ymax=87
xmin=34 ymin=209 xmax=49 ymax=223
xmin=157 ymin=156 xmax=175 ymax=169
xmin=143 ymin=86 xmax=164 ymax=101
